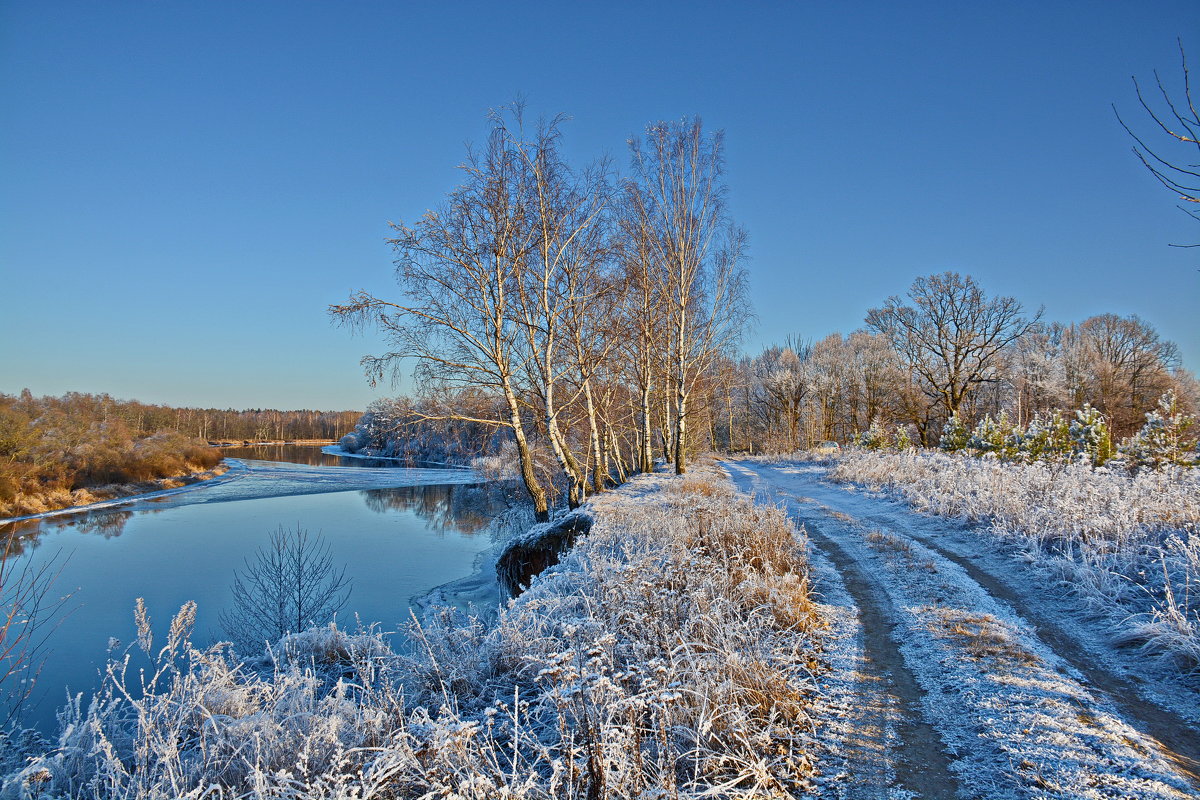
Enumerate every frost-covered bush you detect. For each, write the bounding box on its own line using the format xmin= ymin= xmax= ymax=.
xmin=939 ymin=413 xmax=970 ymax=452
xmin=967 ymin=413 xmax=1020 ymax=460
xmin=832 ymin=449 xmax=1200 ymax=668
xmin=854 ymin=418 xmax=889 ymax=449
xmin=337 ymin=432 xmax=360 ymax=453
xmin=4 ymin=470 xmax=826 ymax=798
xmin=854 ymin=420 xmax=914 ymax=451
xmin=470 ymin=440 xmax=520 ymax=482
xmin=1069 ymin=403 xmax=1114 ymax=466
xmin=1019 ymin=410 xmax=1071 ymax=463
xmin=1122 ymin=391 xmax=1198 ymax=468
xmin=939 ymin=407 xmax=1116 ymax=466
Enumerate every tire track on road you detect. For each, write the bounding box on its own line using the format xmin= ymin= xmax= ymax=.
xmin=725 ymin=459 xmax=1197 ymax=799
xmin=725 ymin=461 xmax=961 ymax=799
xmin=802 ymin=514 xmax=962 ymax=799
xmin=849 ymin=506 xmax=1200 ymax=790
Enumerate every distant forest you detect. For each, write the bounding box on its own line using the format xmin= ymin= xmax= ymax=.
xmin=0 ymin=391 xmax=361 ymax=517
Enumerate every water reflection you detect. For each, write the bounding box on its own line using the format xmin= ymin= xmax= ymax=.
xmin=360 ymin=484 xmax=505 ymax=534
xmin=222 ymin=443 xmax=406 ymax=468
xmin=0 ymin=447 xmax=500 ymax=733
xmin=2 ymin=507 xmax=167 ymax=545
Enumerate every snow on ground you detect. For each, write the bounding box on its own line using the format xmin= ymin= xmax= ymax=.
xmin=724 ymin=458 xmax=1199 ymax=799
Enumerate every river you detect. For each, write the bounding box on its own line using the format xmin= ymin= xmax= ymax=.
xmin=0 ymin=445 xmax=502 ymax=732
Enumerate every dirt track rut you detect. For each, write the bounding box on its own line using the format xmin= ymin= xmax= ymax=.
xmin=723 ymin=459 xmax=1198 ymax=800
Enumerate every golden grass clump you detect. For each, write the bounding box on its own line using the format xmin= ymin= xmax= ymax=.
xmin=926 ymin=607 xmax=1039 ymax=667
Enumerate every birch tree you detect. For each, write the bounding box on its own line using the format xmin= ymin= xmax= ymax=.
xmin=509 ymin=111 xmax=612 ymax=507
xmin=628 ymin=117 xmax=749 ymax=474
xmin=331 ymin=115 xmax=553 ymax=520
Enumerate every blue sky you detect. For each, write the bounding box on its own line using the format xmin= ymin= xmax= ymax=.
xmin=2 ymin=1 xmax=1196 ymax=410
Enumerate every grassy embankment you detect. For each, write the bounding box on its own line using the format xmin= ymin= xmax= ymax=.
xmin=831 ymin=448 xmax=1200 ymax=668
xmin=0 ymin=395 xmax=223 ymax=519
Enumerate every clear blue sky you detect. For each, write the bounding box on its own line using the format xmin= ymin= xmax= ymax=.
xmin=2 ymin=1 xmax=1196 ymax=410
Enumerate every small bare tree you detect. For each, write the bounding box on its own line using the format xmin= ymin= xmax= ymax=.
xmin=0 ymin=542 xmax=68 ymax=725
xmin=220 ymin=526 xmax=351 ymax=653
xmin=1116 ymin=39 xmax=1200 ymax=243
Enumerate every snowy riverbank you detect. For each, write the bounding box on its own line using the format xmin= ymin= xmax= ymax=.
xmin=0 ymin=461 xmax=245 ymax=526
xmin=1 ymin=462 xmax=828 ymax=798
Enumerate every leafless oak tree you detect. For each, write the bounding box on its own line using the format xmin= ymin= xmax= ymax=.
xmin=866 ymin=272 xmax=1041 ymax=441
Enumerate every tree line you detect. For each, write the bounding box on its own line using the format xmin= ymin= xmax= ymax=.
xmin=0 ymin=391 xmax=361 ymax=517
xmin=336 ymin=106 xmax=1195 ymax=519
xmin=733 ymin=272 xmax=1194 ymax=453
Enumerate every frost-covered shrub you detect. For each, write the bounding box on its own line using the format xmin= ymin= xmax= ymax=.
xmin=832 ymin=449 xmax=1200 ymax=667
xmin=1121 ymin=390 xmax=1198 ymax=468
xmin=968 ymin=413 xmax=1020 ymax=460
xmin=855 ymin=422 xmax=914 ymax=451
xmin=470 ymin=440 xmax=520 ymax=482
xmin=338 ymin=432 xmax=361 ymax=453
xmin=1069 ymin=403 xmax=1114 ymax=466
xmin=939 ymin=413 xmax=969 ymax=452
xmin=941 ymin=407 xmax=1114 ymax=466
xmin=854 ymin=419 xmax=889 ymax=449
xmin=1019 ymin=410 xmax=1071 ymax=463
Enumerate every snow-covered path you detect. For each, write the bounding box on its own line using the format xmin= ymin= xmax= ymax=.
xmin=723 ymin=459 xmax=1200 ymax=800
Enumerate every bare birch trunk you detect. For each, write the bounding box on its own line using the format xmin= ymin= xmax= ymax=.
xmin=503 ymin=384 xmax=549 ymax=522
xmin=639 ymin=382 xmax=654 ymax=473
xmin=582 ymin=380 xmax=606 ymax=492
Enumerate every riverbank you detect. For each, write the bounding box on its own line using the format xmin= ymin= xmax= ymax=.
xmin=0 ymin=461 xmax=242 ymax=525
xmin=409 ymin=502 xmax=537 ymax=619
xmin=2 ymin=461 xmax=829 ymax=797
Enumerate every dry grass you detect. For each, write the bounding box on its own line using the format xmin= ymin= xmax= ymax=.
xmin=864 ymin=528 xmax=912 ymax=555
xmin=925 ymin=607 xmax=1040 ymax=667
xmin=1 ymin=463 xmax=229 ymax=520
xmin=668 ymin=473 xmax=735 ymax=498
xmin=834 ymin=449 xmax=1200 ymax=669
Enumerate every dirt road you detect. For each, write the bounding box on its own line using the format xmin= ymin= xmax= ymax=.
xmin=723 ymin=459 xmax=1200 ymax=800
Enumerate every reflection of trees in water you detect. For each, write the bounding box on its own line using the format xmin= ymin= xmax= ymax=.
xmin=221 ymin=444 xmax=395 ymax=468
xmin=40 ymin=508 xmax=138 ymax=539
xmin=69 ymin=510 xmax=134 ymax=539
xmin=0 ymin=504 xmax=168 ymax=554
xmin=221 ymin=444 xmax=335 ymax=466
xmin=359 ymin=484 xmax=506 ymax=534
xmin=0 ymin=522 xmax=41 ymax=558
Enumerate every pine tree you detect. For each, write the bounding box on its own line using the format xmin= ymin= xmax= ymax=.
xmin=1069 ymin=404 xmax=1114 ymax=466
xmin=1121 ymin=390 xmax=1198 ymax=467
xmin=939 ymin=413 xmax=969 ymax=452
